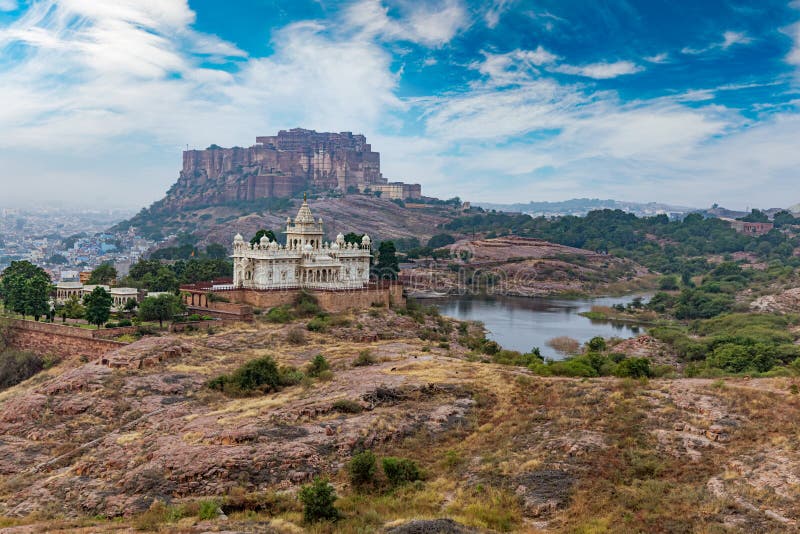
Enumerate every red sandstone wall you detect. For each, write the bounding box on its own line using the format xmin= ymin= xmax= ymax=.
xmin=223 ymin=285 xmax=405 ymax=313
xmin=5 ymin=320 xmax=127 ymax=359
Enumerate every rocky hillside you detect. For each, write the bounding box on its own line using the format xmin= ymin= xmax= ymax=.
xmin=403 ymin=236 xmax=654 ymax=297
xmin=114 ymin=195 xmax=457 ymax=248
xmin=1 ymin=308 xmax=798 ymax=532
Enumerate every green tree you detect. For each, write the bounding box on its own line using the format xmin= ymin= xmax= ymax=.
xmin=772 ymin=210 xmax=796 ymax=227
xmin=381 ymin=457 xmax=422 ymax=486
xmin=587 ymin=336 xmax=606 ymax=352
xmin=88 ymin=263 xmax=118 ymax=285
xmin=298 ymin=478 xmax=338 ymax=523
xmin=373 ymin=241 xmax=399 ymax=280
xmin=343 ymin=233 xmax=364 ymax=245
xmin=48 ymin=254 xmax=68 ymax=265
xmin=739 ymin=209 xmax=769 ymax=223
xmin=83 ymin=286 xmax=112 ymax=328
xmin=427 ymin=233 xmax=456 ymax=249
xmin=0 ymin=261 xmax=52 ymax=320
xmin=139 ymin=293 xmax=184 ymax=328
xmin=250 ymin=230 xmax=277 ymax=246
xmin=63 ymin=294 xmax=85 ymax=319
xmin=348 ymin=450 xmax=377 ymax=488
xmin=151 ymin=267 xmax=179 ymax=292
xmin=205 ymin=243 xmax=228 ymax=259
xmin=123 ymin=298 xmax=138 ymax=312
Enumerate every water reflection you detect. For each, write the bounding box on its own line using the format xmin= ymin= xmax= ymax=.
xmin=430 ymin=294 xmax=649 ymax=360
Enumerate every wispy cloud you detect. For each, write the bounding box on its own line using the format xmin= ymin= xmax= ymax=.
xmin=786 ymin=22 xmax=800 ymax=66
xmin=644 ymin=53 xmax=669 ymax=64
xmin=344 ymin=0 xmax=469 ymax=47
xmin=682 ymin=30 xmax=753 ymax=55
xmin=550 ymin=60 xmax=644 ymax=79
xmin=472 ymin=47 xmax=559 ymax=86
xmin=484 ymin=0 xmax=513 ymax=29
xmin=0 ymin=0 xmax=16 ymax=11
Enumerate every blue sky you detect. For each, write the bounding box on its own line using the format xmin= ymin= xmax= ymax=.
xmin=1 ymin=0 xmax=799 ymax=209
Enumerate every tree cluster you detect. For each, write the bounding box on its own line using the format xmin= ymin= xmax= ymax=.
xmin=0 ymin=261 xmax=52 ymax=320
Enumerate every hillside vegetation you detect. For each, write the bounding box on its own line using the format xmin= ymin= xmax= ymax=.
xmin=0 ymin=292 xmax=798 ymax=533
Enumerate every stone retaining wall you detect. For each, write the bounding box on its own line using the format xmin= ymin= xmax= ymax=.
xmin=3 ymin=319 xmax=127 ymax=359
xmin=221 ymin=283 xmax=404 ymax=313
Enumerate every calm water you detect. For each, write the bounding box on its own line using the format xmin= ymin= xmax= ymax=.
xmin=430 ymin=294 xmax=649 ymax=359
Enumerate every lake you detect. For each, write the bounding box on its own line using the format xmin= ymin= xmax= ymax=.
xmin=429 ymin=294 xmax=649 ymax=359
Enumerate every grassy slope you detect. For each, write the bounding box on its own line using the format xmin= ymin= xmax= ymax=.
xmin=0 ymin=307 xmax=798 ymax=532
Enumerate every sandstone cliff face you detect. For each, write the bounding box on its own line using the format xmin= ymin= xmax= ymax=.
xmin=161 ymin=129 xmax=384 ymax=210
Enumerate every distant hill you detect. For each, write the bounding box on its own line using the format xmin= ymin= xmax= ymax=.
xmin=477 ymin=198 xmax=697 ymax=217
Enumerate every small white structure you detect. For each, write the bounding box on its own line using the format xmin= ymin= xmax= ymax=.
xmin=110 ymin=287 xmax=139 ymax=310
xmin=55 ymin=283 xmax=141 ymax=311
xmin=55 ymin=281 xmax=83 ymax=303
xmin=232 ymin=196 xmax=372 ymax=290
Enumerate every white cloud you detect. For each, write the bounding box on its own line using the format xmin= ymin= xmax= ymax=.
xmin=550 ymin=60 xmax=644 ymax=79
xmin=0 ymin=0 xmax=16 ymax=11
xmin=344 ymin=0 xmax=468 ymax=47
xmin=644 ymin=53 xmax=669 ymax=64
xmin=0 ymin=0 xmax=798 ymax=210
xmin=786 ymin=22 xmax=800 ymax=65
xmin=484 ymin=0 xmax=513 ymax=29
xmin=682 ymin=30 xmax=753 ymax=55
xmin=0 ymin=0 xmax=404 ymax=206
xmin=722 ymin=30 xmax=753 ymax=49
xmin=472 ymin=47 xmax=559 ymax=85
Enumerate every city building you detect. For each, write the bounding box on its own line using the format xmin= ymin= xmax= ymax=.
xmin=724 ymin=219 xmax=775 ymax=236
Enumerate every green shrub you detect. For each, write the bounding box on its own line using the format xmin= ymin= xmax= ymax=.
xmin=332 ymin=399 xmax=362 ymax=413
xmin=353 ymin=350 xmax=376 ymax=367
xmin=587 ymin=336 xmax=606 ymax=352
xmin=307 ymin=316 xmax=330 ymax=332
xmin=482 ymin=340 xmax=501 ymax=355
xmin=266 ymin=306 xmax=294 ymax=323
xmin=541 ymin=357 xmax=598 ymax=377
xmin=381 ymin=457 xmax=421 ymax=486
xmin=294 ymin=291 xmax=322 ymax=317
xmin=104 ymin=322 xmax=118 ymax=328
xmin=0 ymin=350 xmax=44 ymax=390
xmin=615 ymin=357 xmax=653 ymax=378
xmin=278 ymin=366 xmax=306 ymax=386
xmin=307 ymin=355 xmax=331 ymax=377
xmin=316 ymin=369 xmax=334 ymax=381
xmin=298 ymin=477 xmax=338 ymax=523
xmin=492 ymin=348 xmax=543 ymax=367
xmin=117 ymin=319 xmax=133 ymax=327
xmin=707 ymin=343 xmax=776 ymax=373
xmin=348 ymin=450 xmax=377 ymax=487
xmin=197 ymin=500 xmax=218 ymax=520
xmin=208 ymin=356 xmax=281 ymax=395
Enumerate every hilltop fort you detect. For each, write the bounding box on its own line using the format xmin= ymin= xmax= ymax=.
xmin=163 ymin=128 xmax=421 ymax=210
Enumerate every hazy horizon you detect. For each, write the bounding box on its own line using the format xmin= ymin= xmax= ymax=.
xmin=1 ymin=0 xmax=799 ymax=210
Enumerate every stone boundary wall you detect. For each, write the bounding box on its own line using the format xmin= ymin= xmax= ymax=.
xmin=3 ymin=319 xmax=128 ymax=359
xmin=221 ymin=283 xmax=405 ymax=313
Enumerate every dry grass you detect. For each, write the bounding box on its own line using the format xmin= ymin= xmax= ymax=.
xmin=547 ymin=336 xmax=580 ymax=355
xmin=4 ymin=310 xmax=800 ymax=533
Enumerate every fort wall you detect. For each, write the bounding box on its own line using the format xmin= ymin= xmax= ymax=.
xmin=3 ymin=319 xmax=128 ymax=359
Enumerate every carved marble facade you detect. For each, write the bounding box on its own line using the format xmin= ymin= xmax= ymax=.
xmin=232 ymin=198 xmax=372 ymax=290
